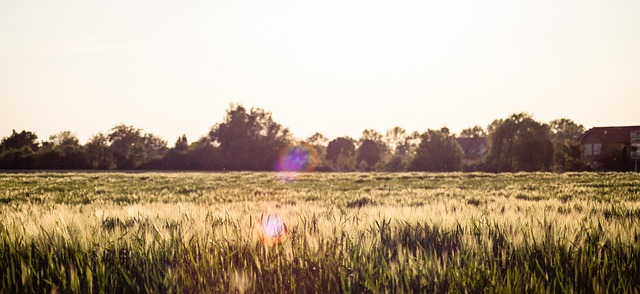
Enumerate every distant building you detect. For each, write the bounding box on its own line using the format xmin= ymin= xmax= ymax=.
xmin=456 ymin=137 xmax=488 ymax=164
xmin=578 ymin=126 xmax=640 ymax=171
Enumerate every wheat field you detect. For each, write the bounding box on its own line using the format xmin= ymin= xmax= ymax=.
xmin=1 ymin=172 xmax=639 ymax=293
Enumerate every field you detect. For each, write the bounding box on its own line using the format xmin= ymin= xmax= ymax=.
xmin=1 ymin=172 xmax=640 ymax=293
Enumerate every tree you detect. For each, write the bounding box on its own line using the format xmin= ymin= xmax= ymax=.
xmin=163 ymin=135 xmax=190 ymax=169
xmin=549 ymin=119 xmax=584 ymax=143
xmin=384 ymin=127 xmax=409 ymax=171
xmin=385 ymin=127 xmax=407 ymax=154
xmin=209 ymin=104 xmax=291 ymax=170
xmin=138 ymin=133 xmax=168 ymax=169
xmin=410 ymin=128 xmax=463 ymax=171
xmin=0 ymin=130 xmax=39 ymax=151
xmin=106 ymin=125 xmax=167 ymax=169
xmin=325 ymin=137 xmax=356 ymax=171
xmin=459 ymin=126 xmax=486 ymax=138
xmin=404 ymin=131 xmax=422 ymax=156
xmin=187 ymin=136 xmax=221 ymax=170
xmin=384 ymin=130 xmax=421 ymax=171
xmin=486 ymin=113 xmax=553 ymax=172
xmin=107 ymin=124 xmax=145 ymax=169
xmin=360 ymin=129 xmax=384 ymax=143
xmin=85 ymin=133 xmax=112 ymax=169
xmin=0 ymin=130 xmax=39 ymax=169
xmin=356 ymin=139 xmax=381 ymax=171
xmin=305 ymin=133 xmax=330 ymax=171
xmin=39 ymin=131 xmax=87 ymax=169
xmin=549 ymin=118 xmax=586 ymax=171
xmin=556 ymin=140 xmax=587 ymax=171
xmin=326 ymin=137 xmax=355 ymax=163
xmin=306 ymin=132 xmax=328 ymax=147
xmin=358 ymin=129 xmax=389 ymax=171
xmin=306 ymin=132 xmax=328 ymax=158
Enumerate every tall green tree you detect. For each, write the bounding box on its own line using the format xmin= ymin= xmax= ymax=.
xmin=187 ymin=136 xmax=221 ymax=170
xmin=163 ymin=135 xmax=190 ymax=169
xmin=107 ymin=125 xmax=145 ymax=169
xmin=0 ymin=130 xmax=39 ymax=151
xmin=384 ymin=127 xmax=409 ymax=171
xmin=486 ymin=113 xmax=553 ymax=172
xmin=549 ymin=118 xmax=586 ymax=171
xmin=356 ymin=139 xmax=381 ymax=171
xmin=385 ymin=130 xmax=421 ymax=172
xmin=385 ymin=127 xmax=407 ymax=155
xmin=306 ymin=133 xmax=328 ymax=147
xmin=410 ymin=128 xmax=463 ymax=171
xmin=357 ymin=129 xmax=388 ymax=171
xmin=39 ymin=131 xmax=87 ymax=169
xmin=85 ymin=133 xmax=112 ymax=169
xmin=107 ymin=125 xmax=167 ymax=169
xmin=325 ymin=137 xmax=356 ymax=171
xmin=305 ymin=133 xmax=330 ymax=171
xmin=459 ymin=126 xmax=486 ymax=138
xmin=209 ymin=104 xmax=291 ymax=170
xmin=139 ymin=133 xmax=168 ymax=169
xmin=0 ymin=130 xmax=39 ymax=169
xmin=360 ymin=129 xmax=384 ymax=143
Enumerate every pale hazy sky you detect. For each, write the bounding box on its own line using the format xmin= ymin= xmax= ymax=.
xmin=1 ymin=0 xmax=639 ymax=144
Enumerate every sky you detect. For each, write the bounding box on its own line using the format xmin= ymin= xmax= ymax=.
xmin=1 ymin=0 xmax=639 ymax=145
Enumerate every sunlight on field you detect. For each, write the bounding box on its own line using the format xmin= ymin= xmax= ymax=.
xmin=4 ymin=197 xmax=639 ymax=251
xmin=1 ymin=172 xmax=639 ymax=292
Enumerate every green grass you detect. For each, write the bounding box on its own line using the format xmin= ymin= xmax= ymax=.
xmin=1 ymin=172 xmax=639 ymax=293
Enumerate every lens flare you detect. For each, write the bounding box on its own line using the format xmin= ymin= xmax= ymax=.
xmin=275 ymin=143 xmax=318 ymax=181
xmin=257 ymin=214 xmax=288 ymax=246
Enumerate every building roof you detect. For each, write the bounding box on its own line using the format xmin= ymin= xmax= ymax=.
xmin=579 ymin=126 xmax=640 ymax=144
xmin=456 ymin=137 xmax=488 ymax=160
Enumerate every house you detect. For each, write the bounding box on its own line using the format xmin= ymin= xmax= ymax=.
xmin=578 ymin=126 xmax=640 ymax=171
xmin=456 ymin=137 xmax=488 ymax=164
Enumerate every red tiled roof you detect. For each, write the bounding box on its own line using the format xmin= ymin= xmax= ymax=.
xmin=579 ymin=126 xmax=640 ymax=144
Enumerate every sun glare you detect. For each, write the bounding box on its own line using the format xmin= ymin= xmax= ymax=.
xmin=257 ymin=214 xmax=288 ymax=246
xmin=275 ymin=144 xmax=318 ymax=181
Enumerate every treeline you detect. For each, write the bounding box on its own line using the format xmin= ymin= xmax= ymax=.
xmin=0 ymin=104 xmax=593 ymax=172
